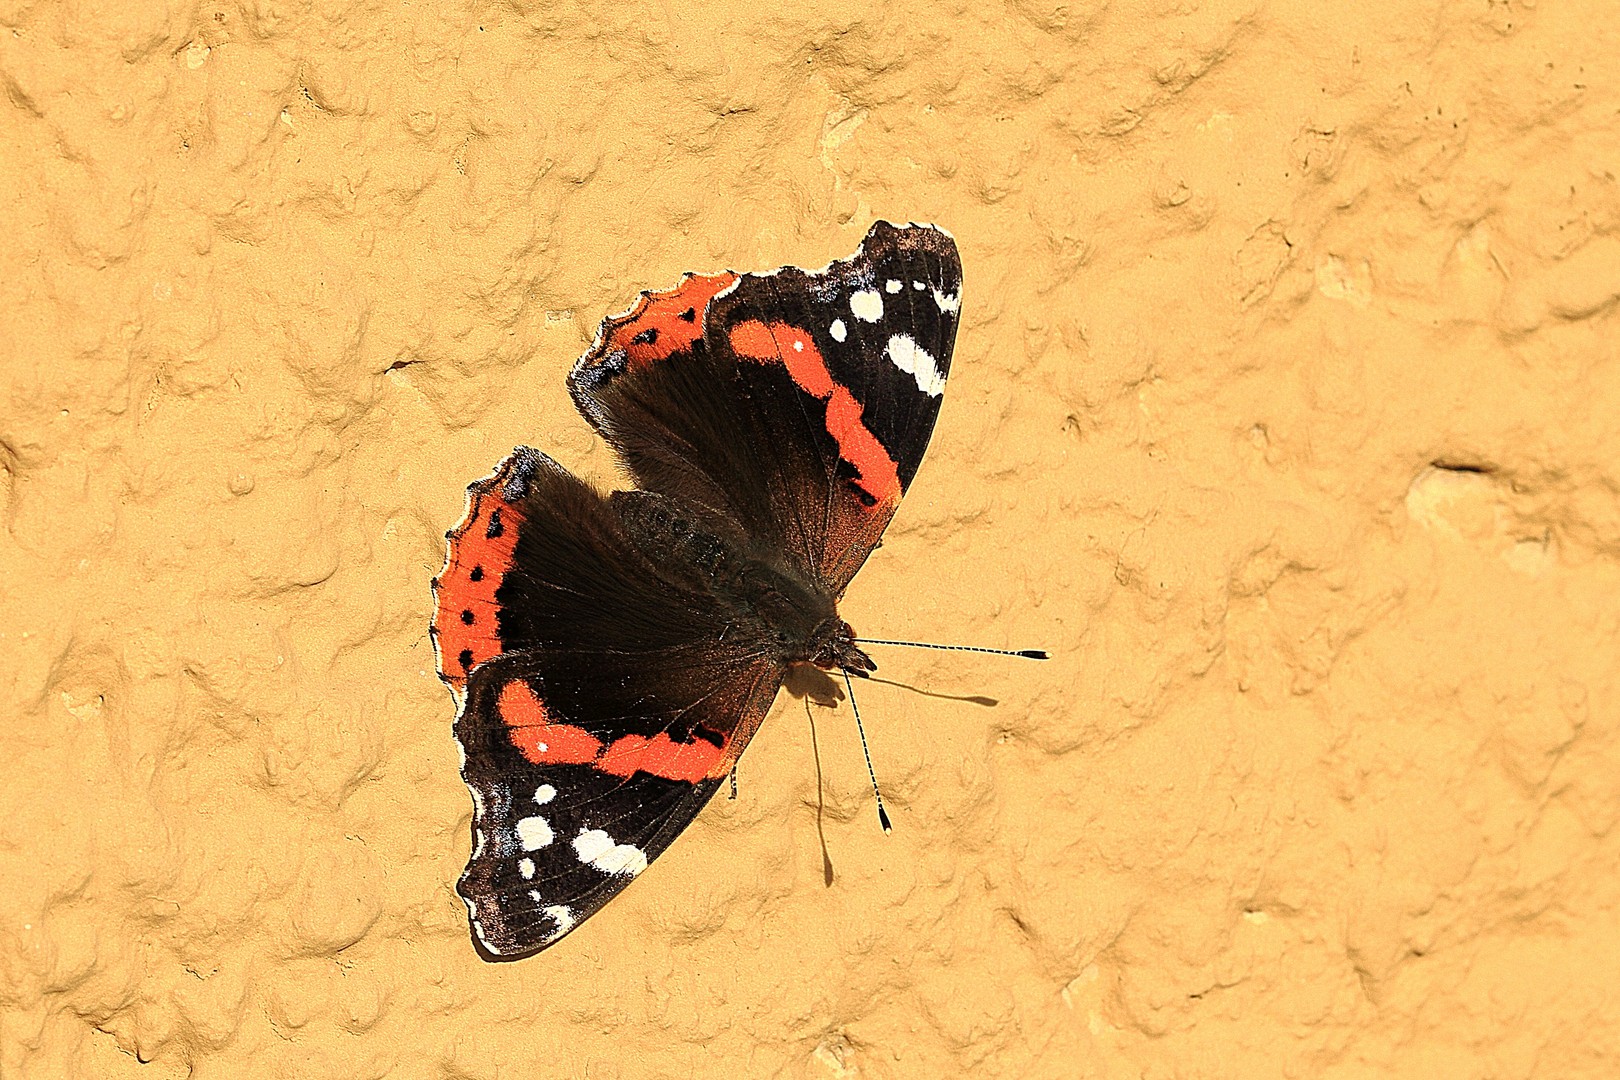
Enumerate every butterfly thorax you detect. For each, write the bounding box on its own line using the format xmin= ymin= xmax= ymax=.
xmin=612 ymin=491 xmax=873 ymax=672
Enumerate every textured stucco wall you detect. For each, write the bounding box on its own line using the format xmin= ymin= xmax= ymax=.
xmin=4 ymin=0 xmax=1619 ymax=1076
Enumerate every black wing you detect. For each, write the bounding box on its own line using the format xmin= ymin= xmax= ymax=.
xmin=567 ymin=220 xmax=961 ymax=596
xmin=432 ymin=449 xmax=785 ymax=960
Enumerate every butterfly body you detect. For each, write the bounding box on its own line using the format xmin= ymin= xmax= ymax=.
xmin=433 ymin=221 xmax=960 ymax=960
xmin=608 ymin=489 xmax=864 ymax=672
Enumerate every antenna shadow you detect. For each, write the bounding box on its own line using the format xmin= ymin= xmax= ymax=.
xmin=866 ymin=676 xmax=998 ymax=707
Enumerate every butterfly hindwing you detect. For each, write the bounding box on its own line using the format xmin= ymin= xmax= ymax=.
xmin=454 ymin=649 xmax=783 ymax=960
xmin=434 ymin=449 xmax=785 ymax=960
xmin=569 ymin=220 xmax=961 ymax=595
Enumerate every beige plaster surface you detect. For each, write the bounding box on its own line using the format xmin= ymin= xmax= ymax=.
xmin=3 ymin=0 xmax=1619 ymax=1076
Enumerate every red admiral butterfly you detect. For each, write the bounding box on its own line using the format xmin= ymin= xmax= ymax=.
xmin=432 ymin=221 xmax=974 ymax=960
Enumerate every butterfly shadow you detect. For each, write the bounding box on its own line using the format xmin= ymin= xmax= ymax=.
xmin=776 ymin=667 xmax=998 ymax=889
xmin=865 ymin=676 xmax=998 ymax=708
xmin=779 ymin=666 xmax=1000 ymax=708
xmin=782 ymin=665 xmax=842 ymax=887
xmin=783 ymin=663 xmax=843 ymax=707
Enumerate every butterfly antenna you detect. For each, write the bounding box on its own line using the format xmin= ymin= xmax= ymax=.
xmin=842 ymin=668 xmax=892 ymax=834
xmin=859 ymin=639 xmax=1048 ymax=660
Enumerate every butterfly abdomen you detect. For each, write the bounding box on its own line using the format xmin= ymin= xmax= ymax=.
xmin=611 ymin=490 xmax=732 ymax=580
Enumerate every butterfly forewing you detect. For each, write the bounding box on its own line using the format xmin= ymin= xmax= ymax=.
xmin=570 ymin=220 xmax=961 ymax=595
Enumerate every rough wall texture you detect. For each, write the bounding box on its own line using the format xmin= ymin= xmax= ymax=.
xmin=3 ymin=0 xmax=1619 ymax=1076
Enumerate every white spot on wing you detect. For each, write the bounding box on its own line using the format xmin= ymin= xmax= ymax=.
xmin=572 ymin=828 xmax=649 ymax=876
xmin=885 ymin=279 xmax=902 ymax=293
xmin=544 ymin=904 xmax=576 ymax=940
xmin=829 ymin=318 xmax=847 ymax=342
xmin=886 ymin=334 xmax=946 ymax=397
xmin=517 ymin=815 xmax=554 ymax=850
xmin=519 ymin=857 xmax=535 ymax=879
xmin=932 ymin=287 xmax=961 ymax=314
xmin=534 ymin=784 xmax=555 ymax=805
xmin=913 ymin=280 xmax=926 ymax=291
xmin=850 ymin=290 xmax=883 ymax=323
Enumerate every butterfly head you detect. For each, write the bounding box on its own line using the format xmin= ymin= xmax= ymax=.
xmin=810 ymin=618 xmax=876 ymax=678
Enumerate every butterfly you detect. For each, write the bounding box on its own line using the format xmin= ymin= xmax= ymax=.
xmin=431 ymin=221 xmax=962 ymax=960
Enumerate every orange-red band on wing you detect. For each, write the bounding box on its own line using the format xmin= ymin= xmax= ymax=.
xmin=597 ymin=732 xmax=729 ymax=782
xmin=728 ymin=319 xmax=901 ymax=505
xmin=498 ymin=680 xmax=733 ymax=781
xmin=598 ymin=273 xmax=739 ymax=367
xmin=728 ymin=321 xmax=836 ymax=397
xmin=433 ymin=487 xmax=525 ymax=690
xmin=499 ymin=681 xmax=605 ymax=765
xmin=824 ymin=388 xmax=901 ymax=505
